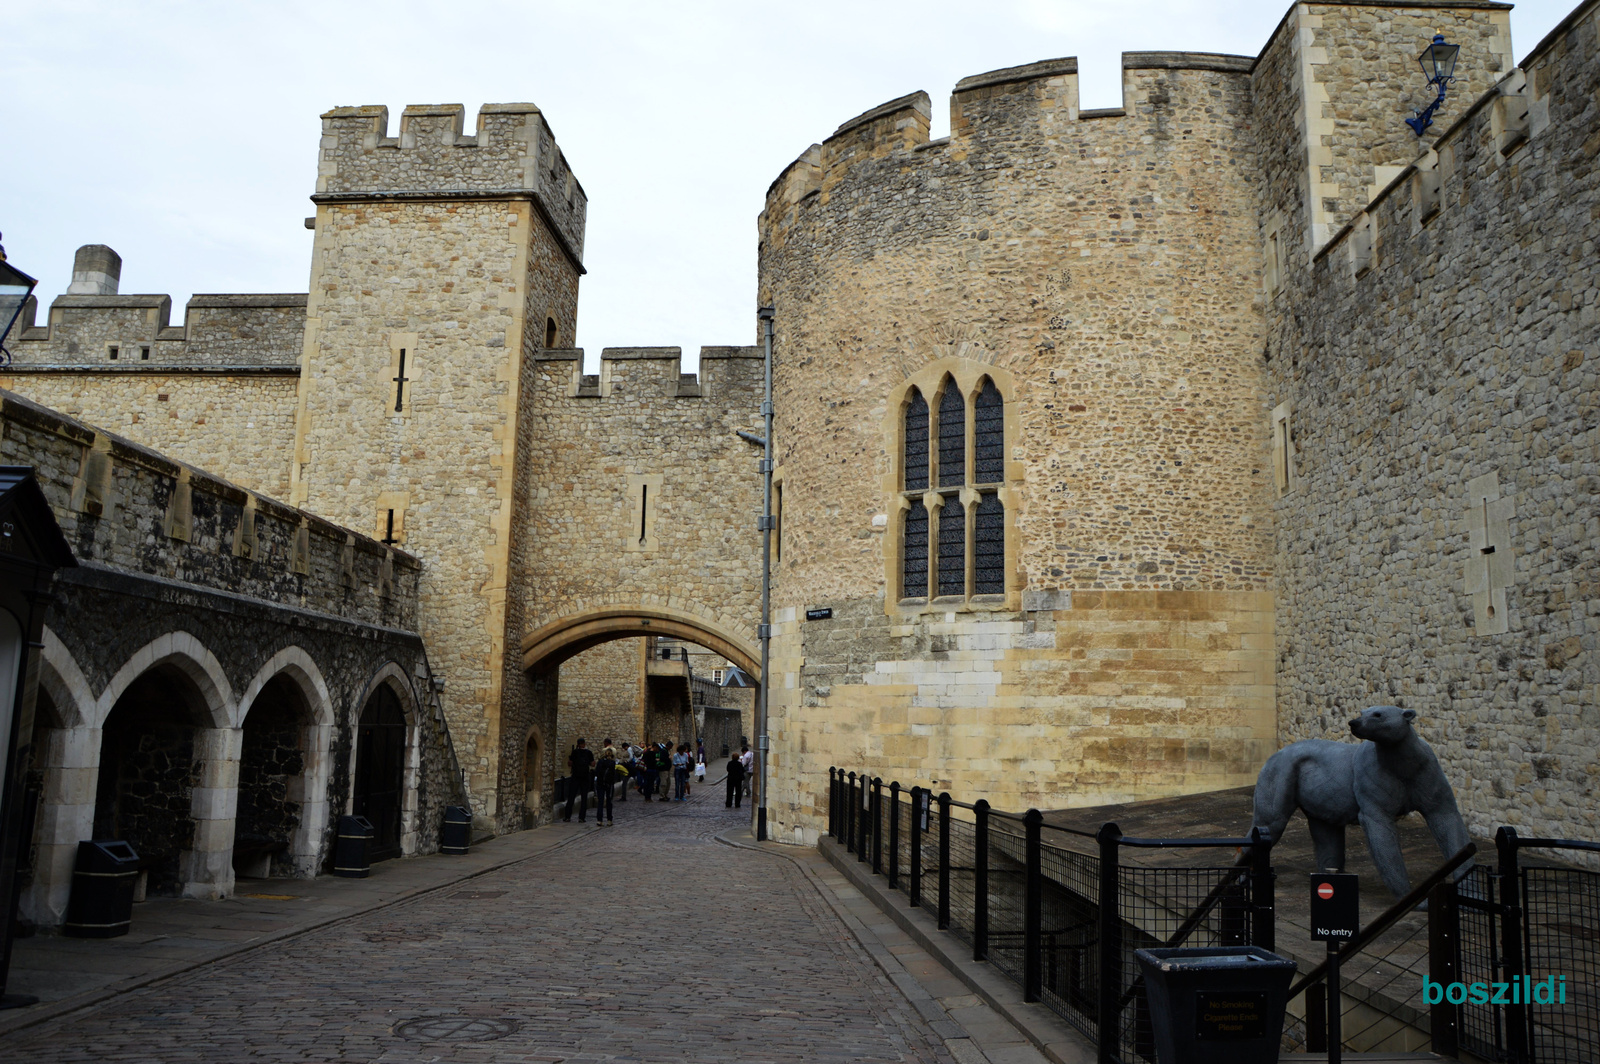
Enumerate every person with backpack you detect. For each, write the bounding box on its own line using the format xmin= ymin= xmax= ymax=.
xmin=725 ymin=753 xmax=746 ymax=809
xmin=565 ymin=738 xmax=594 ymax=822
xmin=643 ymin=742 xmax=666 ymax=800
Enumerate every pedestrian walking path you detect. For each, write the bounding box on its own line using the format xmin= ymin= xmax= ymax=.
xmin=2 ymin=780 xmax=1067 ymax=1062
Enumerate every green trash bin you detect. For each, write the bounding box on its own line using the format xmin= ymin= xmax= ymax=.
xmin=1134 ymin=946 xmax=1297 ymax=1064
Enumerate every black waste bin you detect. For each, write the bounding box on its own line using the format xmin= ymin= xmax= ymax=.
xmin=63 ymin=840 xmax=140 ymax=938
xmin=441 ymin=806 xmax=471 ymax=856
xmin=333 ymin=815 xmax=374 ymax=878
xmin=1135 ymin=946 xmax=1297 ymax=1064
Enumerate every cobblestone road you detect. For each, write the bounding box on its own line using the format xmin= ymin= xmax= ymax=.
xmin=7 ymin=796 xmax=962 ymax=1062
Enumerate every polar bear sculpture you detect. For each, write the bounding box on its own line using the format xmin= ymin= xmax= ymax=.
xmin=1253 ymin=706 xmax=1472 ymax=900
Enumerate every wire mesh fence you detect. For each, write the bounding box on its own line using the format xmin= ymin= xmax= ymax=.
xmin=1521 ymin=863 xmax=1599 ymax=1063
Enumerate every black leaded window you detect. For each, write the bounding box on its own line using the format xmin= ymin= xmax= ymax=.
xmin=904 ymin=389 xmax=929 ymax=491
xmin=899 ymin=375 xmax=1006 ymax=601
xmin=938 ymin=381 xmax=965 ymax=486
xmin=974 ymin=378 xmax=1003 ymax=483
xmin=974 ymin=493 xmax=1005 ymax=594
xmin=903 ymin=499 xmax=929 ymax=598
xmin=937 ymin=498 xmax=966 ymax=597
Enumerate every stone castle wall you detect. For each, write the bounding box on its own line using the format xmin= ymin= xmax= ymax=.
xmin=556 ymin=638 xmax=644 ymax=756
xmin=0 ymin=389 xmax=419 ymax=627
xmin=0 ymin=287 xmax=305 ymax=497
xmin=758 ymin=53 xmax=1278 ymax=840
xmin=502 ymin=345 xmax=766 ymax=821
xmin=5 ymin=292 xmax=306 ymax=367
xmin=1263 ymin=0 xmax=1600 ymax=844
xmin=0 ymin=371 xmax=298 ymax=499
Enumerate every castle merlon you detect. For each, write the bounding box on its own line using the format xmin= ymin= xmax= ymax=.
xmin=953 ymin=56 xmax=1076 ymax=93
xmin=314 ymin=101 xmax=586 ymax=268
xmin=531 ymin=345 xmax=763 ymax=401
xmin=2 ymin=249 xmax=307 ymax=368
xmin=1122 ymin=51 xmax=1253 ymax=73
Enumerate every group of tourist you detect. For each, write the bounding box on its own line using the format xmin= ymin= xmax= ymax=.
xmin=562 ymin=736 xmax=756 ymax=822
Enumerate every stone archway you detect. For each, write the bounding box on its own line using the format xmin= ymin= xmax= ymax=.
xmin=520 ymin=606 xmax=761 ymax=681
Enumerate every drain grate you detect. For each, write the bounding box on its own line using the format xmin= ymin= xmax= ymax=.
xmin=395 ymin=1015 xmax=520 ymax=1042
xmin=449 ymin=889 xmax=507 ymax=899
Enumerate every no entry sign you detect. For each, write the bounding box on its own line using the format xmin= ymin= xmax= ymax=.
xmin=1309 ymin=873 xmax=1359 ymax=941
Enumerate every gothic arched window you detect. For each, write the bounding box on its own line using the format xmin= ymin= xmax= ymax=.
xmin=898 ymin=371 xmax=1008 ymax=602
xmin=904 ymin=389 xmax=929 ymax=492
xmin=938 ymin=380 xmax=964 ymax=486
xmin=903 ymin=499 xmax=929 ymax=598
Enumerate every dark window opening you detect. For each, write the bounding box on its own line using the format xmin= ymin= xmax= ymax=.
xmin=774 ymin=483 xmax=783 ymax=566
xmin=545 ymin=318 xmax=558 ymax=348
xmin=108 ymin=345 xmax=119 ymax=360
xmin=902 ymin=500 xmax=929 ymax=598
xmin=140 ymin=346 xmax=151 ymax=361
xmin=937 ymin=496 xmax=966 ymax=597
xmin=974 ymin=378 xmax=1003 ymax=483
xmin=974 ymin=493 xmax=1005 ymax=594
xmin=639 ymin=484 xmax=649 ymax=543
xmin=382 ymin=509 xmax=398 ymax=546
xmin=904 ymin=389 xmax=929 ymax=491
xmin=938 ymin=380 xmax=965 ymax=487
xmin=393 ymin=349 xmax=408 ymax=412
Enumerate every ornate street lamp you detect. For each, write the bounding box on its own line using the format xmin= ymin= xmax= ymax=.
xmin=0 ymin=235 xmax=39 ymax=369
xmin=1405 ymin=35 xmax=1462 ymax=137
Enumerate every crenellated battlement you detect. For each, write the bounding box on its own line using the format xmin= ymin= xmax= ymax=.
xmin=3 ymin=280 xmax=305 ymax=371
xmin=531 ymin=346 xmax=763 ymax=404
xmin=761 ymin=50 xmax=1259 ymax=237
xmin=314 ymin=101 xmax=586 ymax=265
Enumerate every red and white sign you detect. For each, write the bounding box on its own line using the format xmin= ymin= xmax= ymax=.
xmin=1317 ymin=882 xmax=1336 ymax=901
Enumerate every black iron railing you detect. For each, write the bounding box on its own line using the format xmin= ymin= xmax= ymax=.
xmin=826 ymin=767 xmax=1276 ymax=1064
xmin=824 ymin=767 xmax=1598 ymax=1064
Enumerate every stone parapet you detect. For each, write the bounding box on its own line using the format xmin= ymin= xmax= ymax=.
xmin=0 ymin=389 xmax=418 ymax=630
xmin=4 ymin=290 xmax=306 ymax=368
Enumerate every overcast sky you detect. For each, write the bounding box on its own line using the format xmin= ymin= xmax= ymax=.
xmin=5 ymin=0 xmax=1575 ymax=368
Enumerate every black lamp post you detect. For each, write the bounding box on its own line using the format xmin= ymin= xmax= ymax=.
xmin=1406 ymin=35 xmax=1462 ymax=136
xmin=0 ymin=235 xmax=39 ymax=369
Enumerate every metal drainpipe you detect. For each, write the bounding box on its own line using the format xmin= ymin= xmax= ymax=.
xmin=755 ymin=305 xmax=775 ymax=841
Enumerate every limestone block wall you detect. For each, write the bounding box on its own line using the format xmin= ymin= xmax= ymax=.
xmin=0 ymin=371 xmax=297 ymax=499
xmin=0 ymin=389 xmax=419 ymax=627
xmin=555 ymin=638 xmax=645 ymax=756
xmin=516 ymin=347 xmax=765 ymax=646
xmin=1252 ymin=2 xmax=1514 ymax=257
xmin=315 ymin=103 xmax=585 ymax=265
xmin=505 ymin=345 xmax=765 ymax=820
xmin=758 ymin=54 xmax=1277 ymax=840
xmin=1264 ymin=0 xmax=1600 ymax=846
xmin=293 ymin=122 xmax=583 ymax=823
xmin=5 ymin=292 xmax=306 ymax=367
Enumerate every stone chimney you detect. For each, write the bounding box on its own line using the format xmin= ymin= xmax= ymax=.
xmin=66 ymin=244 xmax=121 ymax=295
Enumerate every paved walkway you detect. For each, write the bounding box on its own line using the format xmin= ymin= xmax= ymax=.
xmin=2 ymin=779 xmax=1052 ymax=1063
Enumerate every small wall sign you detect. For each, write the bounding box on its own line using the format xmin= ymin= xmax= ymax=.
xmin=805 ymin=607 xmax=833 ymax=620
xmin=1309 ymin=873 xmax=1359 ymax=941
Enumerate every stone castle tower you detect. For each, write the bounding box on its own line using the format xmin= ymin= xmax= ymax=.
xmin=5 ymin=0 xmax=1597 ymax=852
xmin=291 ymin=102 xmax=585 ymax=817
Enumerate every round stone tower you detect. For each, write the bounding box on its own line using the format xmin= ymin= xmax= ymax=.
xmin=757 ymin=54 xmax=1277 ymax=841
